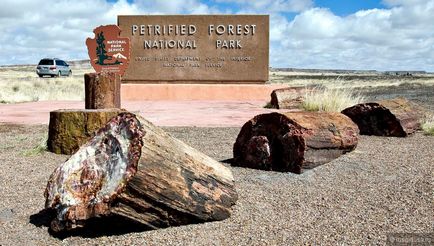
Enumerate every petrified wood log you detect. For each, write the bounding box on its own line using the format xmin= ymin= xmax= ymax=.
xmin=270 ymin=86 xmax=314 ymax=109
xmin=45 ymin=113 xmax=237 ymax=232
xmin=233 ymin=112 xmax=359 ymax=174
xmin=342 ymin=98 xmax=424 ymax=137
xmin=85 ymin=73 xmax=121 ymax=109
xmin=47 ymin=109 xmax=126 ymax=155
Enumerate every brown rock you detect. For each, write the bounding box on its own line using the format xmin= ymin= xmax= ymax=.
xmin=233 ymin=112 xmax=359 ymax=174
xmin=342 ymin=98 xmax=425 ymax=137
xmin=85 ymin=73 xmax=121 ymax=109
xmin=47 ymin=109 xmax=125 ymax=154
xmin=45 ymin=113 xmax=237 ymax=232
xmin=270 ymin=86 xmax=313 ymax=109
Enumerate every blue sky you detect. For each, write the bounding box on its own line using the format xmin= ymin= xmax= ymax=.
xmin=1 ymin=0 xmax=433 ymax=71
xmin=314 ymin=0 xmax=385 ymax=16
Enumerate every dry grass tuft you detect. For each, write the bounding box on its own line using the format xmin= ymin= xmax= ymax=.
xmin=421 ymin=115 xmax=434 ymax=136
xmin=302 ymin=86 xmax=365 ymax=112
xmin=22 ymin=135 xmax=48 ymax=156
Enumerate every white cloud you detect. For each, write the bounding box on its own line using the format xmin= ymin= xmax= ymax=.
xmin=0 ymin=0 xmax=123 ymax=64
xmin=271 ymin=1 xmax=434 ymax=71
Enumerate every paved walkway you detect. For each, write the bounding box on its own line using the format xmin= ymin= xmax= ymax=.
xmin=0 ymin=100 xmax=278 ymax=127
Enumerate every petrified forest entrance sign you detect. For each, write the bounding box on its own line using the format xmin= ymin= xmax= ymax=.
xmin=118 ymin=15 xmax=269 ymax=83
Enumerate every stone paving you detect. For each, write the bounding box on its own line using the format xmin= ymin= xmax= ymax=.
xmin=0 ymin=100 xmax=279 ymax=127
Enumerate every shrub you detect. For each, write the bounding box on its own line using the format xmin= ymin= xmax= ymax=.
xmin=421 ymin=115 xmax=434 ymax=136
xmin=263 ymin=102 xmax=273 ymax=108
xmin=302 ymin=87 xmax=365 ymax=112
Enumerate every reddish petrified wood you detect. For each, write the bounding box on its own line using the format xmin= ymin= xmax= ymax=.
xmin=270 ymin=86 xmax=314 ymax=109
xmin=233 ymin=112 xmax=359 ymax=174
xmin=45 ymin=113 xmax=237 ymax=232
xmin=342 ymin=98 xmax=424 ymax=137
xmin=85 ymin=73 xmax=121 ymax=109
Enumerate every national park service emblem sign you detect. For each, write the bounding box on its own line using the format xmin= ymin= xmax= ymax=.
xmin=86 ymin=25 xmax=130 ymax=75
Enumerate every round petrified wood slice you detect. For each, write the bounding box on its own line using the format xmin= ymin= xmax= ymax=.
xmin=233 ymin=112 xmax=359 ymax=174
xmin=45 ymin=113 xmax=238 ymax=232
xmin=45 ymin=112 xmax=144 ymax=232
xmin=47 ymin=108 xmax=125 ymax=155
xmin=342 ymin=98 xmax=424 ymax=137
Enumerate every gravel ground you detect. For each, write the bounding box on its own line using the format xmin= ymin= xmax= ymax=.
xmin=0 ymin=124 xmax=432 ymax=245
xmin=357 ymin=83 xmax=434 ymax=111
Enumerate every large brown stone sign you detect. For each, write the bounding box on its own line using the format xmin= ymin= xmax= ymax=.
xmin=118 ymin=15 xmax=269 ymax=83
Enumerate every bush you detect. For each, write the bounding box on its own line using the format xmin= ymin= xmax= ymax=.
xmin=421 ymin=115 xmax=434 ymax=136
xmin=302 ymin=87 xmax=365 ymax=112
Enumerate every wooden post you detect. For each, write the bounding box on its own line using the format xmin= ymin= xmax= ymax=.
xmin=84 ymin=73 xmax=121 ymax=109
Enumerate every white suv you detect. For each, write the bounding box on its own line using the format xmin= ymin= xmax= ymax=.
xmin=36 ymin=58 xmax=72 ymax=77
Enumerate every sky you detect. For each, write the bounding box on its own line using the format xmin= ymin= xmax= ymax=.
xmin=0 ymin=0 xmax=433 ymax=71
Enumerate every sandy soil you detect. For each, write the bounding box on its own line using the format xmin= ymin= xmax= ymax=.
xmin=0 ymin=124 xmax=432 ymax=245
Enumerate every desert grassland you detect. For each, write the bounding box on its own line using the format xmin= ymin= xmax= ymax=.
xmin=0 ymin=64 xmax=93 ymax=103
xmin=1 ymin=64 xmax=434 ymax=104
xmin=269 ymin=70 xmax=434 ymax=88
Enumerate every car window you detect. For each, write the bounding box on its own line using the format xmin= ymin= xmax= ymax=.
xmin=38 ymin=59 xmax=54 ymax=65
xmin=57 ymin=60 xmax=65 ymax=66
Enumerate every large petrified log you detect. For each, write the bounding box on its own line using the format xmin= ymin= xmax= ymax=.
xmin=270 ymin=86 xmax=315 ymax=109
xmin=342 ymin=98 xmax=424 ymax=137
xmin=85 ymin=73 xmax=121 ymax=109
xmin=233 ymin=112 xmax=359 ymax=174
xmin=47 ymin=109 xmax=125 ymax=154
xmin=45 ymin=113 xmax=237 ymax=232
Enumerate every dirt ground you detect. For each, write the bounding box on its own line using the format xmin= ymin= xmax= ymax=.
xmin=0 ymin=79 xmax=433 ymax=245
xmin=358 ymin=83 xmax=434 ymax=111
xmin=0 ymin=123 xmax=432 ymax=245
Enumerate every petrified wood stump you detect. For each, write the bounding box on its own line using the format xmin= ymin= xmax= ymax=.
xmin=342 ymin=98 xmax=424 ymax=137
xmin=270 ymin=86 xmax=314 ymax=109
xmin=85 ymin=73 xmax=121 ymax=109
xmin=45 ymin=113 xmax=237 ymax=232
xmin=233 ymin=112 xmax=359 ymax=174
xmin=47 ymin=109 xmax=125 ymax=154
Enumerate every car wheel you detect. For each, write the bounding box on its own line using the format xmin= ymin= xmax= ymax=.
xmin=38 ymin=74 xmax=43 ymax=78
xmin=68 ymin=70 xmax=72 ymax=77
xmin=57 ymin=71 xmax=61 ymax=77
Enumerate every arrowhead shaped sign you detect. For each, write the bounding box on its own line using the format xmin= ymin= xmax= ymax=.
xmin=86 ymin=25 xmax=130 ymax=76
